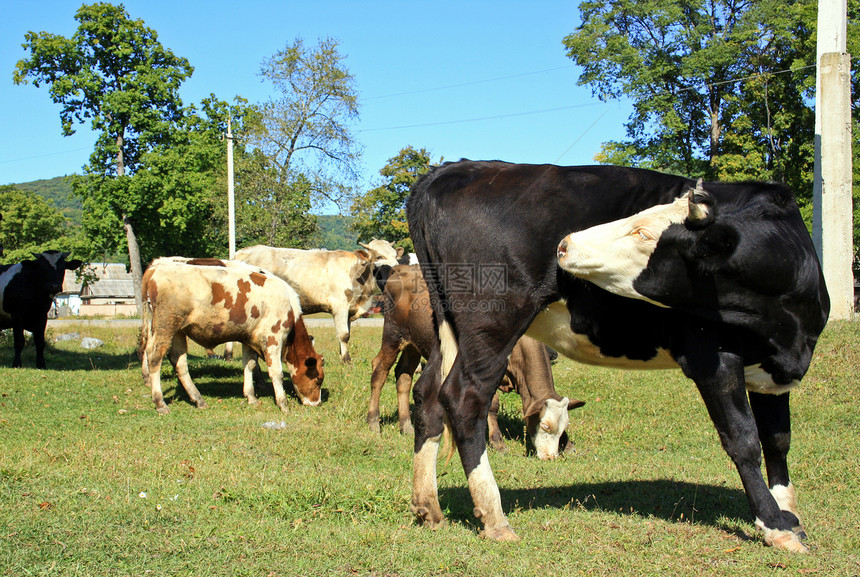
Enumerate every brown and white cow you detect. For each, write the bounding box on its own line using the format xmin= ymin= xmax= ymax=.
xmin=234 ymin=239 xmax=401 ymax=363
xmin=367 ymin=265 xmax=584 ymax=459
xmin=140 ymin=257 xmax=324 ymax=414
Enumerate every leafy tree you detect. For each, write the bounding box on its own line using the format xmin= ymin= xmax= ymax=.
xmin=350 ymin=146 xmax=434 ymax=251
xmin=240 ymin=37 xmax=360 ymax=247
xmin=131 ymin=97 xmax=250 ymax=261
xmin=565 ymin=0 xmax=815 ymax=182
xmin=14 ymin=2 xmax=194 ymax=312
xmin=565 ymin=0 xmax=859 ymax=261
xmin=0 ymin=187 xmax=79 ymax=263
xmin=234 ymin=150 xmax=318 ymax=248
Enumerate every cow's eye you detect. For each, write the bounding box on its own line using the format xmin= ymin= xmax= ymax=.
xmin=633 ymin=228 xmax=654 ymax=242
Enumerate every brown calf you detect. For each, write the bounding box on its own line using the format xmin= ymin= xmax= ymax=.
xmin=140 ymin=257 xmax=324 ymax=414
xmin=367 ymin=265 xmax=584 ymax=459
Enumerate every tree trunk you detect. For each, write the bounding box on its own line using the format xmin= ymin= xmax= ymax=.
xmin=709 ymin=109 xmax=721 ymax=168
xmin=123 ymin=215 xmax=144 ymax=316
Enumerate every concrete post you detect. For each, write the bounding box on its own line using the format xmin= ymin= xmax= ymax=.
xmin=815 ymin=52 xmax=854 ymax=320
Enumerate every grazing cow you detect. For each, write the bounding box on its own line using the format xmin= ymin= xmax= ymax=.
xmin=367 ymin=264 xmax=584 ymax=459
xmin=234 ymin=239 xmax=401 ymax=363
xmin=406 ymin=160 xmax=829 ymax=552
xmin=140 ymin=257 xmax=324 ymax=414
xmin=0 ymin=250 xmax=82 ymax=368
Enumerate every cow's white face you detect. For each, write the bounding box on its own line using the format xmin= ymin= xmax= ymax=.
xmin=529 ymin=397 xmax=571 ymax=460
xmin=359 ymin=239 xmax=401 ymax=267
xmin=557 ymin=190 xmax=705 ymax=307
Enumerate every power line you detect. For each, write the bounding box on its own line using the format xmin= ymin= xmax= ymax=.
xmin=0 ymin=146 xmax=91 ymax=165
xmin=360 ymin=66 xmax=573 ymax=101
xmin=631 ymin=64 xmax=819 ymax=99
xmin=358 ymin=102 xmax=603 ymax=133
xmin=555 ymin=109 xmax=610 ymax=163
xmin=358 ymin=64 xmax=823 ymax=134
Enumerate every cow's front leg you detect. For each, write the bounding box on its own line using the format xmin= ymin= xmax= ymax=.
xmin=32 ymin=322 xmax=48 ymax=369
xmin=411 ymin=348 xmax=445 ymax=527
xmin=689 ymin=352 xmax=807 ymax=553
xmin=332 ymin=307 xmax=352 ymax=363
xmin=263 ymin=345 xmax=290 ymax=413
xmin=12 ymin=326 xmax=26 ymax=368
xmin=749 ymin=392 xmax=805 ymax=541
xmin=487 ymin=391 xmax=505 ymax=452
xmin=241 ymin=344 xmax=261 ymax=406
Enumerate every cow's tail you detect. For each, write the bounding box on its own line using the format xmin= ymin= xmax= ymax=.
xmin=407 ymin=166 xmax=459 ymax=462
xmin=406 ymin=165 xmax=456 ymax=338
xmin=137 ymin=265 xmax=155 ymax=362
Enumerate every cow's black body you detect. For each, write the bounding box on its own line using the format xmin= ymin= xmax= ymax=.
xmin=0 ymin=251 xmax=82 ymax=368
xmin=406 ymin=160 xmax=829 ymax=548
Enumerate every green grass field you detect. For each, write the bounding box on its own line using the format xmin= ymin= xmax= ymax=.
xmin=0 ymin=320 xmax=858 ymax=576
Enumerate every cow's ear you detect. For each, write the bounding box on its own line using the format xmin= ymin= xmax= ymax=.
xmin=65 ymin=259 xmax=83 ymax=271
xmin=354 ymin=249 xmax=370 ymax=263
xmin=689 ymin=223 xmax=739 ymax=268
xmin=396 ymin=247 xmax=405 ymax=258
xmin=568 ymin=398 xmax=586 ymax=410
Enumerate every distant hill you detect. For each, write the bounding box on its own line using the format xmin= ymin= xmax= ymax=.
xmin=314 ymin=213 xmax=359 ymax=250
xmin=13 ymin=176 xmax=83 ymax=225
xmin=9 ymin=176 xmax=360 ymax=251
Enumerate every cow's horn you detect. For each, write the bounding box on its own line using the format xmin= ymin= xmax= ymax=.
xmin=687 ymin=179 xmax=710 ymax=224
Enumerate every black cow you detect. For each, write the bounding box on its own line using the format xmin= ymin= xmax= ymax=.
xmin=0 ymin=251 xmax=82 ymax=368
xmin=406 ymin=160 xmax=829 ymax=552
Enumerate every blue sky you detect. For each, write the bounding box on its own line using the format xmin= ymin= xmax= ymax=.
xmin=1 ymin=0 xmax=632 ymax=213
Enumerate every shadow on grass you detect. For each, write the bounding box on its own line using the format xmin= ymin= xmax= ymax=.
xmin=155 ymin=357 xmax=331 ymax=409
xmin=375 ymin=404 xmax=528 ymax=445
xmin=439 ymin=478 xmax=750 ymax=537
xmin=0 ymin=342 xmax=138 ymax=371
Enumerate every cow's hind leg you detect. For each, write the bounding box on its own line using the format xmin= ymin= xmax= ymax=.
xmin=442 ymin=353 xmax=518 ymax=541
xmin=144 ymin=332 xmax=172 ymax=414
xmin=368 ymin=339 xmax=400 ymax=433
xmin=169 ymin=334 xmax=206 ymax=408
xmin=749 ymin=392 xmax=805 ymax=538
xmin=394 ymin=345 xmax=421 ymax=435
xmin=687 ymin=351 xmax=807 ymax=552
xmin=411 ymin=346 xmax=446 ymax=527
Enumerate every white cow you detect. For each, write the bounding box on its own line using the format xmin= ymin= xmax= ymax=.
xmin=234 ymin=239 xmax=401 ymax=362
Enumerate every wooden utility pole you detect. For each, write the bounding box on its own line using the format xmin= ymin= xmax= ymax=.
xmin=227 ymin=117 xmax=236 ymax=259
xmin=813 ymin=0 xmax=854 ymax=320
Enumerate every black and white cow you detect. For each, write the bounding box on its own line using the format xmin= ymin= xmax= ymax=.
xmin=405 ymin=160 xmax=829 ymax=552
xmin=0 ymin=251 xmax=82 ymax=368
